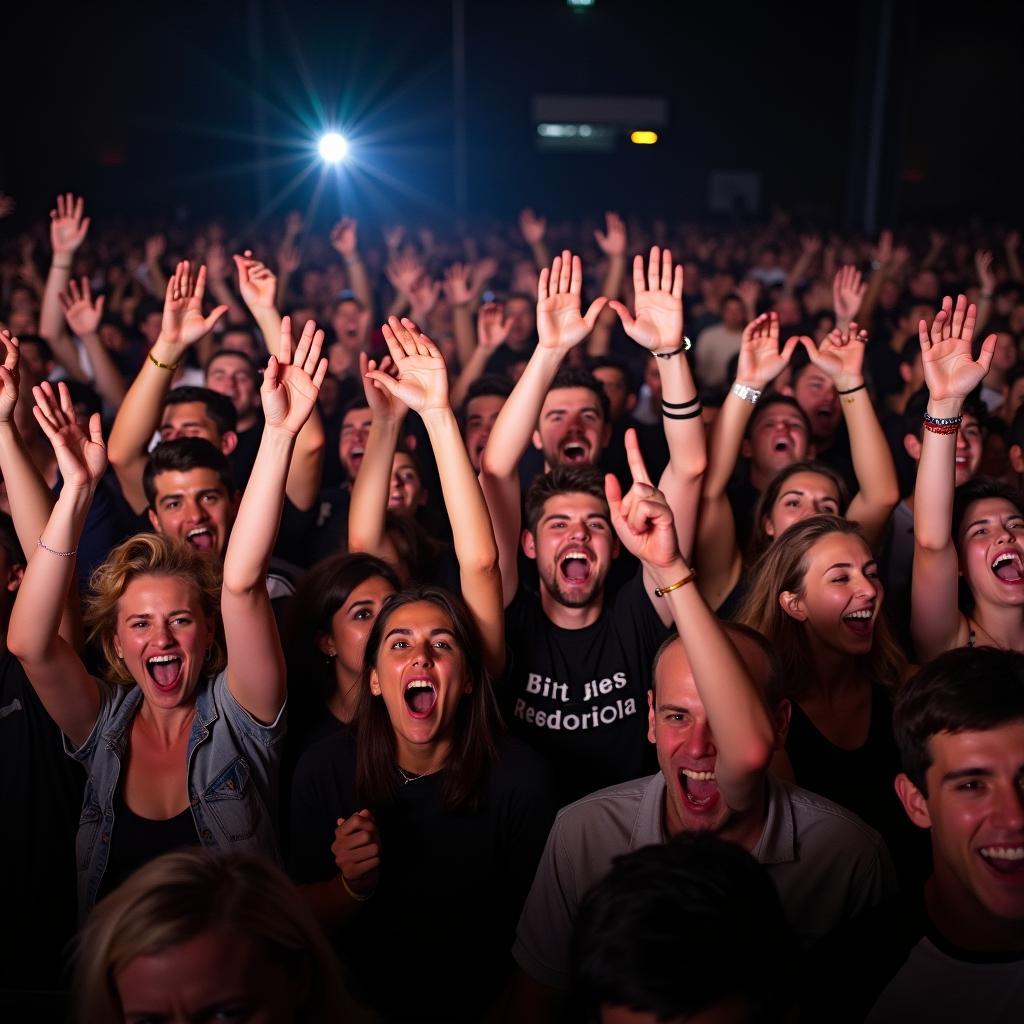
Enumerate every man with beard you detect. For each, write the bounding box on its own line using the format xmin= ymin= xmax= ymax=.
xmin=511 ymin=457 xmax=894 ymax=1021
xmin=480 ymin=248 xmax=706 ymax=802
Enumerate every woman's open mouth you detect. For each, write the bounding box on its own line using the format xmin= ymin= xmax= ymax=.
xmin=404 ymin=679 xmax=438 ymax=719
xmin=992 ymin=552 xmax=1024 ymax=585
xmin=842 ymin=607 xmax=875 ymax=638
xmin=146 ymin=654 xmax=184 ymax=692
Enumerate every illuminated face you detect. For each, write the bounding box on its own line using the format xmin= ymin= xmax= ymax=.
xmin=339 ymin=405 xmax=372 ymax=481
xmin=159 ymin=402 xmax=227 ymax=450
xmin=388 ymin=452 xmax=426 ymax=513
xmin=148 ymin=468 xmax=236 ymax=558
xmin=206 ymin=353 xmax=259 ymax=421
xmin=592 ymin=367 xmax=634 ymax=422
xmin=746 ymin=403 xmax=811 ymax=478
xmin=780 ymin=532 xmax=882 ymax=658
xmin=116 ymin=928 xmax=302 ymax=1024
xmin=898 ymin=724 xmax=1024 ymax=922
xmin=764 ymin=470 xmax=841 ymax=540
xmin=957 ymin=498 xmax=1024 ymax=608
xmin=792 ymin=366 xmax=840 ymax=443
xmin=463 ymin=393 xmax=505 ymax=472
xmin=504 ymin=297 xmax=535 ymax=347
xmin=533 ymin=387 xmax=610 ymax=467
xmin=369 ymin=601 xmax=470 ymax=755
xmin=522 ymin=492 xmax=618 ymax=609
xmin=324 ymin=575 xmax=397 ymax=682
xmin=112 ymin=575 xmax=213 ymax=711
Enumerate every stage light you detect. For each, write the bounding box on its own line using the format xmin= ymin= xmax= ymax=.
xmin=318 ymin=133 xmax=349 ymax=163
xmin=630 ymin=130 xmax=658 ymax=145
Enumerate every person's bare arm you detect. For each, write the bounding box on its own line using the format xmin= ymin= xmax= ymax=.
xmin=783 ymin=234 xmax=820 ymax=297
xmin=974 ymin=250 xmax=996 ymax=337
xmin=368 ymin=318 xmax=504 ymax=675
xmin=587 ymin=212 xmax=628 ymax=357
xmin=330 ymin=217 xmax=374 ymax=321
xmin=799 ymin=325 xmax=899 ymax=548
xmin=223 ymin=317 xmax=327 ymax=723
xmin=479 ymin=251 xmax=607 ymax=606
xmin=59 ymin=278 xmax=126 ymax=408
xmin=143 ymin=234 xmax=168 ymax=298
xmin=519 ymin=208 xmax=551 ymax=271
xmin=7 ymin=383 xmax=105 ymax=748
xmin=832 ymin=265 xmax=867 ymax=333
xmin=443 ymin=263 xmax=477 ymax=368
xmin=450 ymin=303 xmax=509 ymax=410
xmin=107 ymin=262 xmax=228 ymax=512
xmin=913 ymin=295 xmax=996 ymax=660
xmin=40 ymin=193 xmax=90 ymax=381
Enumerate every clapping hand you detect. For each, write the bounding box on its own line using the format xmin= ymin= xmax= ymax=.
xmin=261 ymin=317 xmax=328 ymax=435
xmin=608 ymin=246 xmax=683 ymax=355
xmin=919 ymin=294 xmax=996 ymax=406
xmin=537 ymin=250 xmax=608 ymax=353
xmin=32 ymin=380 xmax=107 ymax=489
xmin=366 ymin=316 xmax=449 ymax=416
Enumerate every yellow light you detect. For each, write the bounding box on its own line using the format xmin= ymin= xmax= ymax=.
xmin=630 ymin=130 xmax=658 ymax=145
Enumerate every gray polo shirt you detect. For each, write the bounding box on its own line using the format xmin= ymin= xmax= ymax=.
xmin=514 ymin=772 xmax=896 ymax=990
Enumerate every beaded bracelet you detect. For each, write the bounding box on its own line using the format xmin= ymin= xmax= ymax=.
xmin=923 ymin=411 xmax=963 ymax=428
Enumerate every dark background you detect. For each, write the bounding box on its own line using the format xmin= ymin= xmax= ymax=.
xmin=3 ymin=0 xmax=1022 ymax=229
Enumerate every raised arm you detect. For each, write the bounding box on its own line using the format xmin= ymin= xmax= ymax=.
xmin=232 ymin=251 xmax=283 ymax=347
xmin=799 ymin=324 xmax=900 ymax=547
xmin=60 ymin=278 xmax=126 ymax=409
xmin=519 ymin=208 xmax=551 ymax=271
xmin=609 ymin=247 xmax=705 ymax=561
xmin=478 ymin=251 xmax=607 ymax=604
xmin=974 ymin=250 xmax=996 ymax=338
xmin=107 ymin=261 xmax=228 ymax=512
xmin=832 ymin=265 xmax=866 ymax=333
xmin=783 ymin=234 xmax=821 ymax=297
xmin=442 ymin=263 xmax=477 ymax=369
xmin=223 ymin=317 xmax=327 ymax=723
xmin=450 ymin=302 xmax=510 ymax=410
xmin=330 ymin=218 xmax=374 ymax=321
xmin=347 ymin=352 xmax=406 ymax=563
xmin=587 ymin=212 xmax=628 ymax=357
xmin=367 ymin=317 xmax=504 ymax=675
xmin=695 ymin=314 xmax=797 ymax=609
xmin=606 ymin=444 xmax=773 ymax=808
xmin=7 ymin=382 xmax=106 ymax=748
xmin=912 ymin=295 xmax=995 ymax=660
xmin=40 ymin=193 xmax=90 ymax=381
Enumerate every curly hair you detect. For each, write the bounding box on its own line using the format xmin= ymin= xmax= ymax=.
xmin=84 ymin=533 xmax=225 ymax=684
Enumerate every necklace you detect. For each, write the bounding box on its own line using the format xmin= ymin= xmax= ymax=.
xmin=396 ymin=765 xmax=441 ymax=785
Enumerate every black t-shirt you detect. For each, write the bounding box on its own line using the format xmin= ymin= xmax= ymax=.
xmin=0 ymin=651 xmax=84 ymax=989
xmin=288 ymin=729 xmax=554 ymax=1021
xmin=502 ymin=571 xmax=670 ymax=805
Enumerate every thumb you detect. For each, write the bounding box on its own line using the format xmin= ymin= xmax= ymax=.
xmin=797 ymin=335 xmax=818 ymax=360
xmin=365 ymin=370 xmax=400 ymax=397
xmin=607 ymin=300 xmax=635 ymax=330
xmin=780 ymin=335 xmax=800 ymax=363
xmin=88 ymin=413 xmax=104 ymax=446
xmin=582 ymin=296 xmax=609 ymax=331
xmin=204 ymin=305 xmax=229 ymax=332
xmin=604 ymin=473 xmax=624 ymax=525
xmin=977 ymin=333 xmax=997 ymax=374
xmin=263 ymin=354 xmax=280 ymax=392
xmin=95 ymin=295 xmax=106 ymax=318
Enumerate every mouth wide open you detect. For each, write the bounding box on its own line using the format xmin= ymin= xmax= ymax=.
xmin=186 ymin=528 xmax=215 ymax=552
xmin=404 ymin=681 xmax=438 ymax=719
xmin=559 ymin=552 xmax=592 ymax=586
xmin=146 ymin=656 xmax=184 ymax=692
xmin=678 ymin=767 xmax=720 ymax=815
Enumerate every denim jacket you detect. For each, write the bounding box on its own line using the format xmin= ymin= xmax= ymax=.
xmin=66 ymin=670 xmax=285 ymax=919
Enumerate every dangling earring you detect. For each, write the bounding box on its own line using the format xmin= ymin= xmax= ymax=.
xmin=325 ymin=648 xmax=337 ymax=664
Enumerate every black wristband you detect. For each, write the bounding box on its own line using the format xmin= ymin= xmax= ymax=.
xmin=662 ymin=395 xmax=700 ymax=411
xmin=663 ymin=405 xmax=703 ymax=420
xmin=837 ymin=383 xmax=866 ymax=396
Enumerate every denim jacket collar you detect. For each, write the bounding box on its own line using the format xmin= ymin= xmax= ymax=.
xmin=101 ymin=678 xmax=220 ymax=756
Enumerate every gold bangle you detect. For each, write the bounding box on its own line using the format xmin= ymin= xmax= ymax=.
xmin=148 ymin=351 xmax=179 ymax=371
xmin=654 ymin=568 xmax=697 ymax=597
xmin=341 ymin=875 xmax=374 ymax=903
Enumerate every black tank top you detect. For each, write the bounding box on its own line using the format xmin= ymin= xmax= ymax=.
xmin=97 ymin=788 xmax=201 ymax=900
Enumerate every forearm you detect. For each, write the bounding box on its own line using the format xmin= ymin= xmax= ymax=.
xmin=529 ymin=240 xmax=550 ymax=272
xmin=0 ymin=424 xmax=55 ymax=554
xmin=145 ymin=256 xmax=167 ymax=298
xmin=108 ymin=338 xmax=181 ymax=466
xmin=1007 ymin=246 xmax=1024 ymax=283
xmin=80 ymin=333 xmax=127 ymax=408
xmin=284 ymin=407 xmax=324 ymax=511
xmin=344 ymin=256 xmax=374 ymax=316
xmin=250 ymin=306 xmax=283 ymax=352
xmin=974 ymin=295 xmax=993 ymax=338
xmin=856 ymin=267 xmax=886 ymax=327
xmin=783 ymin=252 xmax=812 ymax=296
xmin=480 ymin=347 xmax=562 ymax=479
xmin=843 ymin=386 xmax=899 ymax=513
xmin=387 ymin=292 xmax=410 ymax=319
xmin=41 ymin=263 xmax=87 ymax=381
xmin=451 ymin=305 xmax=475 ymax=368
xmin=348 ymin=416 xmax=403 ymax=556
xmin=912 ymin=397 xmax=961 ymax=551
xmin=705 ymin=391 xmax=754 ymax=497
xmin=299 ymin=877 xmax=361 ymax=931
xmin=224 ymin=426 xmax=294 ymax=593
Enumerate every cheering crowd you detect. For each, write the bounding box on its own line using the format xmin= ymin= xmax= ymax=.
xmin=0 ymin=195 xmax=1022 ymax=1022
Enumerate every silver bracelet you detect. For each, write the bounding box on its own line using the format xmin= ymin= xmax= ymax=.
xmin=38 ymin=537 xmax=77 ymax=558
xmin=731 ymin=382 xmax=763 ymax=405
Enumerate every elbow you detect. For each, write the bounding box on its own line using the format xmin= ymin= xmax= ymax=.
xmin=469 ymin=545 xmax=501 ymax=580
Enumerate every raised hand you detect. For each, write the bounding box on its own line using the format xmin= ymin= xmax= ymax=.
xmin=261 ymin=317 xmax=328 ymax=435
xmin=975 ymin=250 xmax=996 ymax=294
xmin=0 ymin=331 xmax=21 ymax=424
xmin=145 ymin=233 xmax=166 ymax=265
xmin=161 ymin=261 xmax=229 ymax=349
xmin=283 ymin=210 xmax=305 ymax=240
xmin=799 ymin=233 xmax=823 ymax=256
xmin=735 ymin=313 xmax=798 ymax=389
xmin=59 ymin=278 xmax=105 ymax=337
xmin=383 ymin=224 xmax=405 ymax=252
xmin=919 ymin=294 xmax=996 ymax=405
xmin=608 ymin=246 xmax=683 ymax=354
xmin=604 ymin=429 xmax=681 ymax=571
xmin=443 ymin=263 xmax=474 ymax=307
xmin=536 ymin=250 xmax=608 ymax=352
xmin=477 ymin=302 xmax=511 ymax=352
xmin=519 ymin=208 xmax=546 ymax=246
xmin=872 ymin=229 xmax=894 ymax=267
xmin=409 ymin=278 xmax=441 ymax=322
xmin=799 ymin=322 xmax=869 ymax=392
xmin=736 ymin=278 xmax=760 ymax=316
xmin=366 ymin=316 xmax=449 ymax=416
xmin=277 ymin=242 xmax=301 ymax=279
xmin=833 ymin=265 xmax=866 ymax=323
xmin=386 ymin=252 xmax=424 ymax=298
xmin=358 ymin=350 xmax=403 ymax=421
xmin=232 ymin=251 xmax=277 ymax=311
xmin=330 ymin=217 xmax=359 ymax=260
xmin=594 ymin=212 xmax=627 ymax=257
xmin=32 ymin=380 xmax=107 ymax=489
xmin=205 ymin=243 xmax=230 ymax=283
xmin=49 ymin=193 xmax=90 ymax=256
xmin=332 ymin=809 xmax=380 ymax=899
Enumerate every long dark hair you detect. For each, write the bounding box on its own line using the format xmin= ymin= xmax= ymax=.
xmin=354 ymin=586 xmax=500 ymax=813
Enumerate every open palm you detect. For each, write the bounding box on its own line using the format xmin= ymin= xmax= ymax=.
xmin=162 ymin=261 xmax=227 ymax=348
xmin=610 ymin=247 xmax=684 ymax=354
xmin=367 ymin=317 xmax=449 ymax=415
xmin=736 ymin=313 xmax=797 ymax=389
xmin=803 ymin=323 xmax=867 ymax=389
xmin=33 ymin=381 xmax=107 ymax=488
xmin=919 ymin=294 xmax=995 ymax=402
xmin=537 ymin=250 xmax=607 ymax=352
xmin=262 ymin=317 xmax=328 ymax=434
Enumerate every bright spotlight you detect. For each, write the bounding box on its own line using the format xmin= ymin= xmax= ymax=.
xmin=319 ymin=132 xmax=349 ymax=163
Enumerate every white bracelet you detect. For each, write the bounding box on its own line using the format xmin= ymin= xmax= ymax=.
xmin=731 ymin=382 xmax=762 ymax=405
